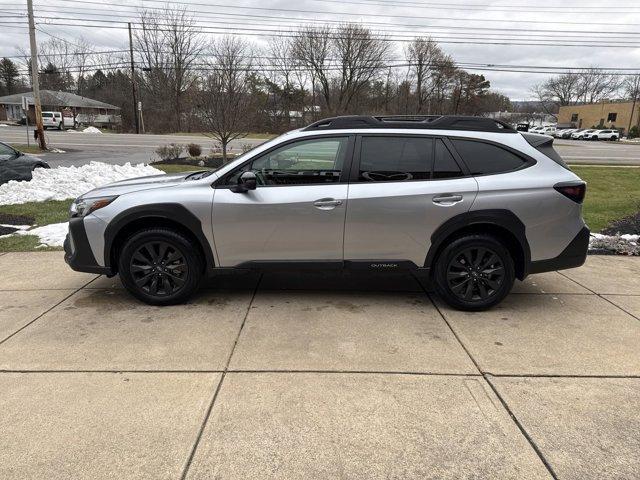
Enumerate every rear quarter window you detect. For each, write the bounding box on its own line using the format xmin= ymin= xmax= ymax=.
xmin=450 ymin=139 xmax=528 ymax=175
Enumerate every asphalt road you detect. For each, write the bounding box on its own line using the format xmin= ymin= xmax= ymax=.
xmin=0 ymin=126 xmax=268 ymax=167
xmin=1 ymin=125 xmax=639 ymax=167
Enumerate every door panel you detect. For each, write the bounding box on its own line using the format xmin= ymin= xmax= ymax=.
xmin=212 ymin=185 xmax=348 ymax=266
xmin=211 ymin=135 xmax=353 ymax=267
xmin=344 ymin=134 xmax=478 ymax=266
xmin=344 ymin=179 xmax=478 ymax=266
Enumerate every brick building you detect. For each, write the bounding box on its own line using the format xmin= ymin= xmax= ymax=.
xmin=558 ymin=100 xmax=640 ymax=134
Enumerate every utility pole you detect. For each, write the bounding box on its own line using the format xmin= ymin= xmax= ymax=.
xmin=128 ymin=22 xmax=140 ymax=134
xmin=27 ymin=0 xmax=46 ymax=150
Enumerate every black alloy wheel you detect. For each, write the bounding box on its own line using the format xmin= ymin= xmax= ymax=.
xmin=118 ymin=228 xmax=203 ymax=305
xmin=433 ymin=234 xmax=515 ymax=311
xmin=130 ymin=241 xmax=188 ymax=296
xmin=446 ymin=247 xmax=505 ymax=302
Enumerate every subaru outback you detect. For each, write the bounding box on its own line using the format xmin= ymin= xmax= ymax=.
xmin=64 ymin=116 xmax=589 ymax=311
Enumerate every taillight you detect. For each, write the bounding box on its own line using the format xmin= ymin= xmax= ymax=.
xmin=554 ymin=182 xmax=586 ymax=203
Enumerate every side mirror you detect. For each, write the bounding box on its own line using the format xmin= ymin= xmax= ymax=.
xmin=231 ymin=171 xmax=257 ymax=193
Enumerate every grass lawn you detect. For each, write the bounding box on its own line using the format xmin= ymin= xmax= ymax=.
xmin=0 ymin=165 xmax=638 ymax=252
xmin=571 ymin=166 xmax=640 ymax=232
xmin=11 ymin=144 xmax=46 ymax=155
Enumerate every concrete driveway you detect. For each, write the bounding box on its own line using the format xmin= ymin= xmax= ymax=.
xmin=0 ymin=252 xmax=639 ymax=479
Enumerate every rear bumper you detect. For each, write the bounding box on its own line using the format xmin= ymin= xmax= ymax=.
xmin=528 ymin=226 xmax=590 ymax=275
xmin=64 ymin=217 xmax=112 ymax=275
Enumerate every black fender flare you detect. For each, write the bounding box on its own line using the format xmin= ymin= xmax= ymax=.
xmin=103 ymin=203 xmax=215 ymax=271
xmin=424 ymin=209 xmax=531 ymax=277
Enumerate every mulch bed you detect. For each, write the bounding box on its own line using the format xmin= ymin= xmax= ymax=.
xmin=0 ymin=225 xmax=18 ymax=236
xmin=0 ymin=213 xmax=35 ymax=225
xmin=152 ymin=156 xmax=227 ymax=168
xmin=601 ymin=211 xmax=640 ymax=236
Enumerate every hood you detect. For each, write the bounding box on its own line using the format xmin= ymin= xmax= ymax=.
xmin=78 ymin=171 xmax=195 ymax=199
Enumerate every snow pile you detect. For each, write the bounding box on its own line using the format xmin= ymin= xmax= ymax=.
xmin=0 ymin=124 xmax=9 ymax=127
xmin=82 ymin=126 xmax=102 ymax=133
xmin=14 ymin=222 xmax=68 ymax=247
xmin=0 ymin=161 xmax=164 ymax=205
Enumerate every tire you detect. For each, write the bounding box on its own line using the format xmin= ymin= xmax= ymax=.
xmin=118 ymin=228 xmax=203 ymax=306
xmin=433 ymin=234 xmax=515 ymax=311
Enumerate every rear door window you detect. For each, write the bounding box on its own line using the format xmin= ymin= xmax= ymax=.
xmin=450 ymin=139 xmax=527 ymax=175
xmin=358 ymin=136 xmax=433 ymax=182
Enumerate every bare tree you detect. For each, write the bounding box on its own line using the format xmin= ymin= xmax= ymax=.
xmin=200 ymin=36 xmax=254 ymax=163
xmin=135 ymin=6 xmax=206 ymax=132
xmin=405 ymin=37 xmax=443 ymax=114
xmin=577 ymin=68 xmax=621 ymax=104
xmin=292 ymin=24 xmax=390 ymax=115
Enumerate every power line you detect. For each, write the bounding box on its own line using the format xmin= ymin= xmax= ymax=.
xmin=24 ymin=2 xmax=640 ymax=36
xmin=18 ymin=7 xmax=640 ymax=41
xmin=25 ymin=19 xmax=640 ymax=48
xmin=41 ymin=0 xmax=640 ymax=27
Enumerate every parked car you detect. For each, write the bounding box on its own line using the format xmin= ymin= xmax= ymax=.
xmin=584 ymin=129 xmax=619 ymax=141
xmin=537 ymin=126 xmax=557 ymax=136
xmin=41 ymin=111 xmax=76 ymax=130
xmin=0 ymin=142 xmax=50 ymax=185
xmin=554 ymin=128 xmax=576 ymax=138
xmin=571 ymin=129 xmax=595 ymax=140
xmin=65 ymin=115 xmax=589 ymax=311
xmin=560 ymin=128 xmax=581 ymax=139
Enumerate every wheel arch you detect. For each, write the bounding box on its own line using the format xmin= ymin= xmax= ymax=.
xmin=424 ymin=209 xmax=531 ymax=280
xmin=103 ymin=204 xmax=215 ymax=274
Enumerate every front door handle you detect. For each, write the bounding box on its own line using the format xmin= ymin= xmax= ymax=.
xmin=432 ymin=194 xmax=464 ymax=206
xmin=313 ymin=198 xmax=343 ymax=210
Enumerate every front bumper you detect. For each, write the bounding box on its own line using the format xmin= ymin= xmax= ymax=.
xmin=64 ymin=217 xmax=112 ymax=275
xmin=528 ymin=226 xmax=590 ymax=275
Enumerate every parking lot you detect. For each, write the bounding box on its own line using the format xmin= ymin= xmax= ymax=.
xmin=1 ymin=251 xmax=639 ymax=479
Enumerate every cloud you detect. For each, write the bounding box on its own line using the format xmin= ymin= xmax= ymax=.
xmin=3 ymin=0 xmax=639 ymax=99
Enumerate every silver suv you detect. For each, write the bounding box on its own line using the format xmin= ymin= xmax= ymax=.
xmin=64 ymin=116 xmax=589 ymax=310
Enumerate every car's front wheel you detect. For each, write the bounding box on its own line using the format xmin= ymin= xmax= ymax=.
xmin=433 ymin=234 xmax=515 ymax=311
xmin=118 ymin=228 xmax=203 ymax=305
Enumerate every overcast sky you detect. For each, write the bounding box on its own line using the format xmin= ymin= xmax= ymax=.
xmin=2 ymin=0 xmax=640 ymax=100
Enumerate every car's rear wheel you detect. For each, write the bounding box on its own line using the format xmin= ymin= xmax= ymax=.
xmin=433 ymin=234 xmax=515 ymax=311
xmin=118 ymin=228 xmax=203 ymax=305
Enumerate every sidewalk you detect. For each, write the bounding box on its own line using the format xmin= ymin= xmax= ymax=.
xmin=1 ymin=252 xmax=639 ymax=479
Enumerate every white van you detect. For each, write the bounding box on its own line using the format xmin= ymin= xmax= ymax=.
xmin=41 ymin=111 xmax=75 ymax=130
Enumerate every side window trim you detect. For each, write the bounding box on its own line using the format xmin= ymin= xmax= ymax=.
xmin=214 ymin=134 xmax=356 ymax=188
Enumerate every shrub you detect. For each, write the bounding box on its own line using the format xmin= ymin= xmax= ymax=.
xmin=187 ymin=143 xmax=202 ymax=157
xmin=155 ymin=143 xmax=183 ymax=161
xmin=629 ymin=126 xmax=639 ymax=139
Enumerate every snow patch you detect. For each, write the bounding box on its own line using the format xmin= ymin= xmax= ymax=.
xmin=0 ymin=124 xmax=9 ymax=127
xmin=82 ymin=126 xmax=102 ymax=134
xmin=15 ymin=222 xmax=68 ymax=247
xmin=589 ymin=233 xmax=639 ymax=255
xmin=0 ymin=161 xmax=164 ymax=205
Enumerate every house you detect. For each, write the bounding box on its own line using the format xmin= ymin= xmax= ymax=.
xmin=0 ymin=90 xmax=121 ymax=127
xmin=558 ymin=100 xmax=640 ymax=134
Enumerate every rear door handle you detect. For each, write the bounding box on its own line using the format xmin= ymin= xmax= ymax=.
xmin=313 ymin=198 xmax=343 ymax=210
xmin=432 ymin=194 xmax=464 ymax=205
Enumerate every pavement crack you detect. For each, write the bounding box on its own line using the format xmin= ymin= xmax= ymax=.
xmin=0 ymin=276 xmax=98 ymax=346
xmin=179 ymin=273 xmax=263 ymax=480
xmin=557 ymin=270 xmax=640 ymax=323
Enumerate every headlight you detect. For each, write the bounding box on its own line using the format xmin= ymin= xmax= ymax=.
xmin=70 ymin=196 xmax=118 ymax=218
